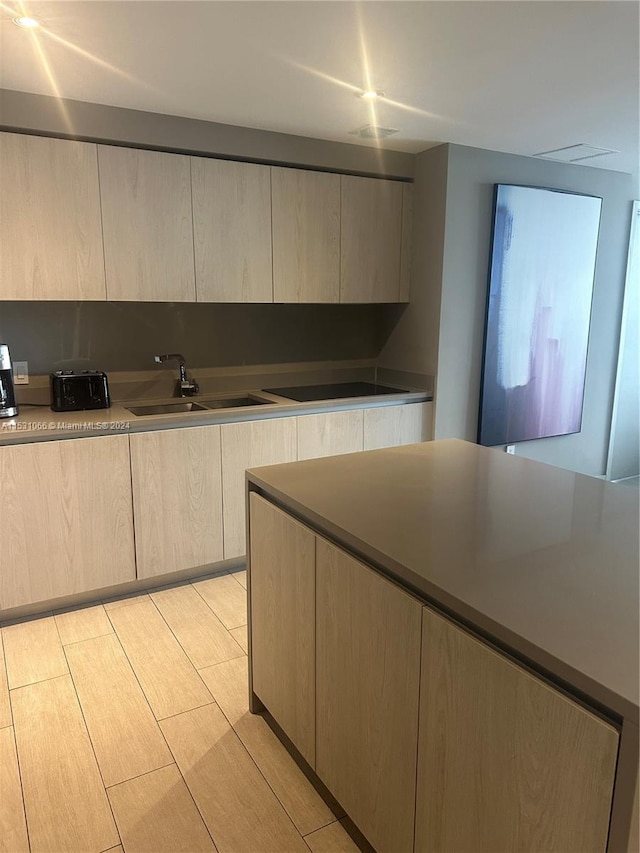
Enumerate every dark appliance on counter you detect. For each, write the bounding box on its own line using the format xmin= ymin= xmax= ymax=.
xmin=262 ymin=381 xmax=407 ymax=402
xmin=0 ymin=344 xmax=18 ymax=418
xmin=50 ymin=370 xmax=111 ymax=412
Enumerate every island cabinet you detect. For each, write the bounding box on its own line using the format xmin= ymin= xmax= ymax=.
xmin=98 ymin=145 xmax=196 ymax=301
xmin=0 ymin=131 xmax=106 ymax=300
xmin=129 ymin=425 xmax=224 ymax=579
xmin=191 ymin=158 xmax=273 ymax=302
xmin=415 ymin=608 xmax=619 ymax=853
xmin=271 ymin=166 xmax=341 ymax=303
xmin=315 ymin=538 xmax=423 ymax=853
xmin=0 ymin=435 xmax=135 ymax=610
xmin=247 ymin=489 xmax=624 ymax=853
xmin=340 ymin=175 xmax=405 ymax=303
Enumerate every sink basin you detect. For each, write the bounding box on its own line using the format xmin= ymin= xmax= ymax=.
xmin=126 ymin=401 xmax=207 ymax=416
xmin=200 ymin=395 xmax=270 ymax=410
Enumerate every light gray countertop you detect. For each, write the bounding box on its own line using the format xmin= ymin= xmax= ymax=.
xmin=0 ymin=387 xmax=431 ymax=446
xmin=247 ymin=439 xmax=640 ymax=724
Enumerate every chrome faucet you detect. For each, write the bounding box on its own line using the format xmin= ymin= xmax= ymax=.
xmin=154 ymin=353 xmax=199 ymax=397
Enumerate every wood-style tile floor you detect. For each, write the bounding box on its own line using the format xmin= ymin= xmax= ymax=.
xmin=0 ymin=570 xmax=360 ymax=853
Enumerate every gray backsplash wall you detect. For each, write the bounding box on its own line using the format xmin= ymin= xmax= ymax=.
xmin=0 ymin=302 xmax=405 ymax=374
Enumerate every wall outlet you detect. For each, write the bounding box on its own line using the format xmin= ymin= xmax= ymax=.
xmin=506 ymin=444 xmax=515 ymax=455
xmin=13 ymin=361 xmax=29 ymax=385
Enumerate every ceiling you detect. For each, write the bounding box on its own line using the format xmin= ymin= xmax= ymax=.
xmin=0 ymin=1 xmax=638 ymax=182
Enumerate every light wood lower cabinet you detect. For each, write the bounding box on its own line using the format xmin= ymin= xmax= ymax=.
xmin=0 ymin=436 xmax=135 ymax=610
xmin=363 ymin=400 xmax=433 ymax=450
xmin=221 ymin=417 xmax=297 ymax=559
xmin=249 ymin=494 xmax=315 ymax=766
xmin=415 ymin=608 xmax=619 ymax=853
xmin=316 ymin=539 xmax=423 ymax=853
xmin=297 ymin=409 xmax=364 ymax=461
xmin=129 ymin=426 xmax=224 ymax=579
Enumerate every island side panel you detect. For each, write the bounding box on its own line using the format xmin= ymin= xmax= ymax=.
xmin=248 ymin=492 xmax=316 ymax=767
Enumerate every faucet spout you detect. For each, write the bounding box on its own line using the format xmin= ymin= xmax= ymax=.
xmin=153 ymin=353 xmax=199 ymax=397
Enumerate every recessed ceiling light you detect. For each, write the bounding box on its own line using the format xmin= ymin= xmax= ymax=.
xmin=13 ymin=16 xmax=40 ymax=28
xmin=357 ymin=89 xmax=385 ymax=101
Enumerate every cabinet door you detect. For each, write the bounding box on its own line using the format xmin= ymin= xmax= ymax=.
xmin=363 ymin=401 xmax=433 ymax=450
xmin=249 ymin=494 xmax=315 ymax=765
xmin=340 ymin=175 xmax=403 ymax=303
xmin=0 ymin=132 xmax=105 ymax=300
xmin=416 ymin=608 xmax=619 ymax=853
xmin=399 ymin=183 xmax=413 ymax=302
xmin=129 ymin=426 xmax=223 ymax=579
xmin=272 ymin=167 xmax=340 ymax=303
xmin=316 ymin=539 xmax=422 ymax=853
xmin=221 ymin=418 xmax=297 ymax=559
xmin=192 ymin=158 xmax=272 ymax=302
xmin=297 ymin=410 xmax=363 ymax=461
xmin=98 ymin=145 xmax=195 ymax=301
xmin=0 ymin=436 xmax=135 ymax=610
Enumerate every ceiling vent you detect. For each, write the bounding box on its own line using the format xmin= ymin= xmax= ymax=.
xmin=533 ymin=144 xmax=619 ymax=163
xmin=349 ymin=125 xmax=399 ymax=140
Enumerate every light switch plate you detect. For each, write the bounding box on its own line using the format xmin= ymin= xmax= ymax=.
xmin=13 ymin=361 xmax=29 ymax=385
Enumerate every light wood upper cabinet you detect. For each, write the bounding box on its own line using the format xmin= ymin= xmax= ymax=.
xmin=399 ymin=183 xmax=413 ymax=301
xmin=0 ymin=132 xmax=106 ymax=300
xmin=192 ymin=158 xmax=272 ymax=302
xmin=98 ymin=145 xmax=196 ymax=301
xmin=249 ymin=494 xmax=316 ymax=766
xmin=316 ymin=538 xmax=423 ymax=852
xmin=0 ymin=436 xmax=135 ymax=610
xmin=297 ymin=410 xmax=363 ymax=461
xmin=220 ymin=417 xmax=297 ymax=559
xmin=363 ymin=401 xmax=433 ymax=450
xmin=129 ymin=426 xmax=224 ymax=579
xmin=415 ymin=607 xmax=619 ymax=853
xmin=272 ymin=167 xmax=340 ymax=303
xmin=340 ymin=175 xmax=404 ymax=303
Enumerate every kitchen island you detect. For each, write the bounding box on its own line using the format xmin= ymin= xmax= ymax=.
xmin=246 ymin=439 xmax=639 ymax=852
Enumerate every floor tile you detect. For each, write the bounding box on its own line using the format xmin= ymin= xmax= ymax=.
xmin=12 ymin=674 xmax=119 ymax=852
xmin=229 ymin=625 xmax=248 ymax=654
xmin=305 ymin=820 xmax=362 ymax=853
xmin=66 ymin=633 xmax=173 ymax=787
xmin=150 ymin=584 xmax=244 ymax=670
xmin=0 ymin=726 xmax=29 ymax=853
xmin=107 ymin=599 xmax=213 ymax=720
xmin=229 ymin=569 xmax=247 ymax=589
xmin=108 ymin=764 xmax=216 ymax=853
xmin=160 ymin=702 xmax=308 ymax=853
xmin=192 ymin=574 xmax=247 ymax=630
xmin=55 ymin=603 xmax=113 ymax=646
xmin=102 ymin=592 xmax=150 ymax=611
xmin=2 ymin=615 xmax=68 ymax=689
xmin=0 ymin=632 xmax=11 ymax=729
xmin=200 ymin=656 xmax=336 ymax=836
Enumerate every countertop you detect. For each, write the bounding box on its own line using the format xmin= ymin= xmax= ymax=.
xmin=247 ymin=438 xmax=640 ymax=724
xmin=0 ymin=387 xmax=431 ymax=446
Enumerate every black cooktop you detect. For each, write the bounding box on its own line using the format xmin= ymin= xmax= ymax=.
xmin=262 ymin=381 xmax=407 ymax=402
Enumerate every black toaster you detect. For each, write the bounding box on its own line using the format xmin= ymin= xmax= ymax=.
xmin=50 ymin=370 xmax=111 ymax=412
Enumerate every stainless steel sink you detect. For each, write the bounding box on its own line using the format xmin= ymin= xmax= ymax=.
xmin=126 ymin=395 xmax=271 ymax=416
xmin=126 ymin=401 xmax=207 ymax=416
xmin=200 ymin=395 xmax=270 ymax=410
